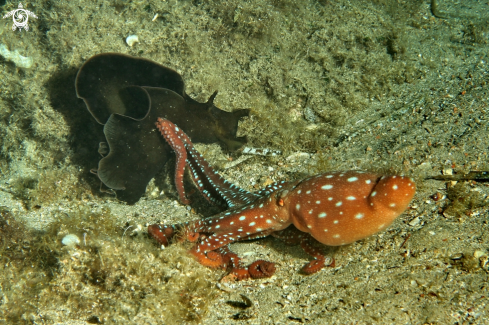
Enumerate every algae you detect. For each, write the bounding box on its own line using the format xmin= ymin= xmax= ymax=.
xmin=0 ymin=0 xmax=489 ymax=323
xmin=0 ymin=206 xmax=218 ymax=323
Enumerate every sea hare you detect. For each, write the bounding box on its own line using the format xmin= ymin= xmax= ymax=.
xmin=76 ymin=53 xmax=249 ymax=203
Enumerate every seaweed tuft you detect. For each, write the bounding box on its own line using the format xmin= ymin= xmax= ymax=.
xmin=0 ymin=206 xmax=219 ymax=323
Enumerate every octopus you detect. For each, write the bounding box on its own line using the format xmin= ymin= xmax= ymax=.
xmin=148 ymin=118 xmax=416 ymax=279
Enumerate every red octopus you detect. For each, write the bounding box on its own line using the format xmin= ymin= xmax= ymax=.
xmin=148 ymin=118 xmax=416 ymax=279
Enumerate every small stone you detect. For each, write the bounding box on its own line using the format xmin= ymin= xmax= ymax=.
xmin=474 ymin=250 xmax=487 ymax=259
xmin=443 ymin=168 xmax=453 ymax=175
xmin=408 ymin=216 xmax=421 ymax=226
xmin=61 ymin=234 xmax=80 ymax=247
xmin=450 ymin=253 xmax=463 ymax=260
xmin=480 ymin=256 xmax=489 ymax=273
xmin=126 ymin=35 xmax=139 ymax=47
xmin=150 ymin=188 xmax=159 ymax=197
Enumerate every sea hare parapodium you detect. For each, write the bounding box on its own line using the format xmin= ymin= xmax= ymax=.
xmin=76 ymin=53 xmax=249 ymax=203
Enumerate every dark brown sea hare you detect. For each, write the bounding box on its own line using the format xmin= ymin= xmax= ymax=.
xmin=76 ymin=53 xmax=248 ymax=203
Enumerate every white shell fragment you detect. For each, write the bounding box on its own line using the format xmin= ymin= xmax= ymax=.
xmin=61 ymin=234 xmax=81 ymax=247
xmin=126 ymin=35 xmax=139 ymax=47
xmin=0 ymin=44 xmax=33 ymax=68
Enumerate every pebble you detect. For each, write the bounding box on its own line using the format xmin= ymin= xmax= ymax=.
xmin=126 ymin=35 xmax=139 ymax=47
xmin=61 ymin=234 xmax=80 ymax=247
xmin=473 ymin=250 xmax=487 ymax=259
xmin=409 ymin=216 xmax=421 ymax=226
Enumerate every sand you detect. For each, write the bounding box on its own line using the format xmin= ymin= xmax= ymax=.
xmin=0 ymin=0 xmax=488 ymax=323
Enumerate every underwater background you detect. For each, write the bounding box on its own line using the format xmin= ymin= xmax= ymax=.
xmin=0 ymin=0 xmax=488 ymax=323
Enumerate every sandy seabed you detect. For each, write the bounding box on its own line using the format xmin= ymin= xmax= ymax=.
xmin=0 ymin=0 xmax=488 ymax=324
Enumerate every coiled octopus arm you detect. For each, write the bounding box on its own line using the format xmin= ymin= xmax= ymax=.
xmin=156 ymin=117 xmax=259 ymax=208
